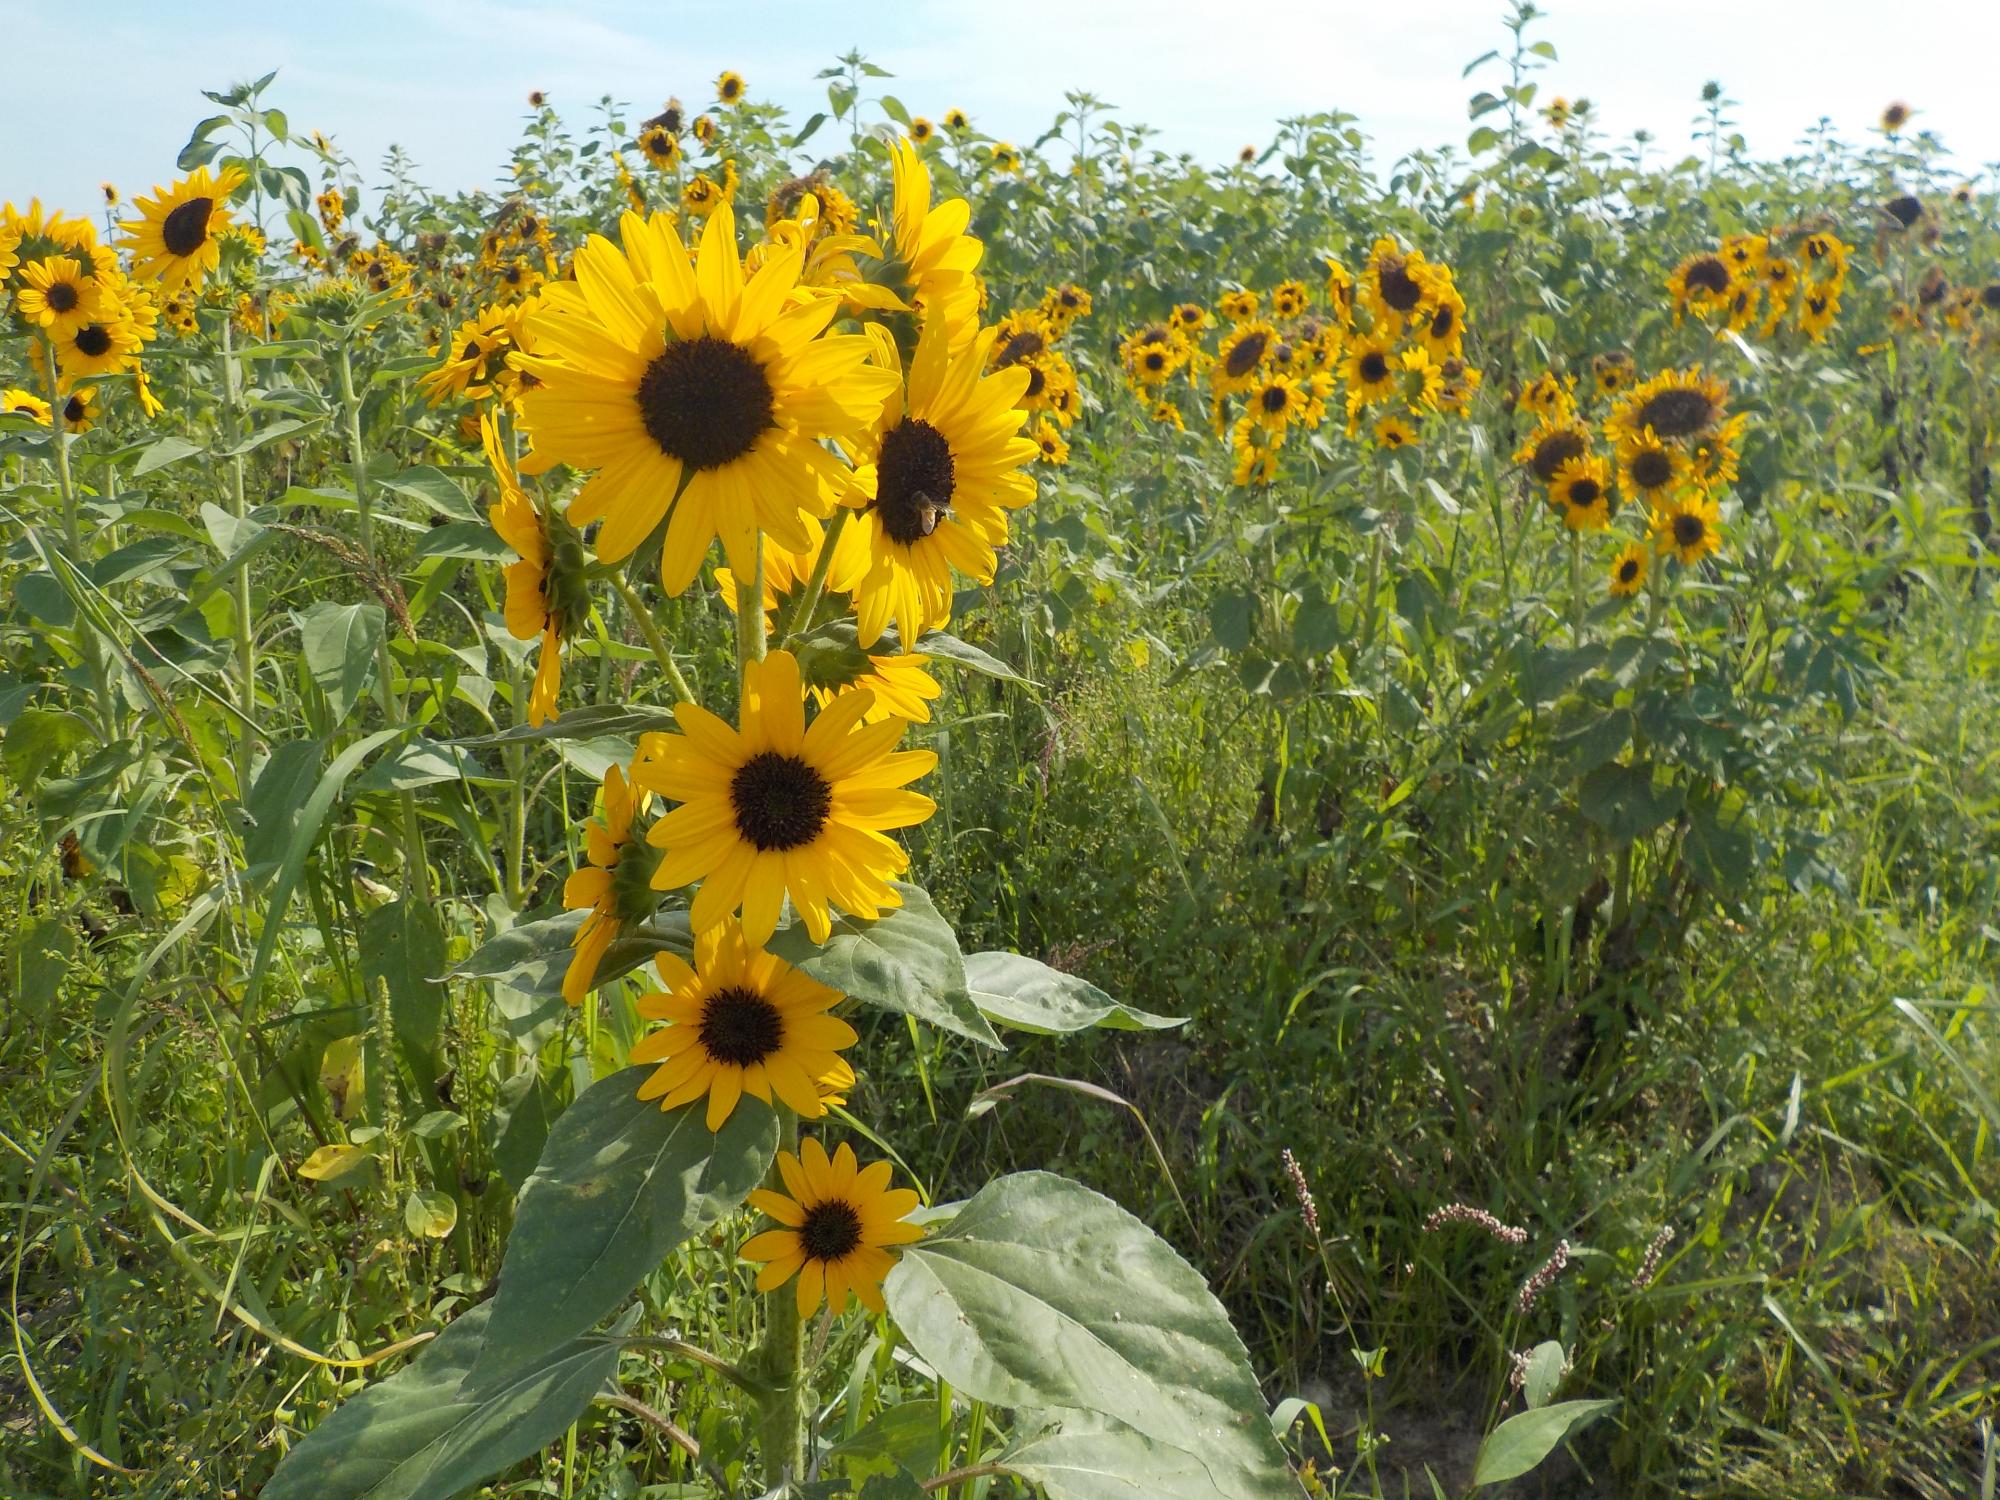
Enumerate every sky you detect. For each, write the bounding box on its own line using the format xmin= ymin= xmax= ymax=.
xmin=4 ymin=0 xmax=1999 ymax=218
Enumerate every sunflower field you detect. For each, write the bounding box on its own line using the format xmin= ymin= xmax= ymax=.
xmin=4 ymin=11 xmax=2000 ymax=1499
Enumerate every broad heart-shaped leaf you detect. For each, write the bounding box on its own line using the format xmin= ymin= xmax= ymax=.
xmin=965 ymin=952 xmax=1187 ymax=1036
xmin=884 ymin=1172 xmax=1290 ymax=1496
xmin=451 ymin=910 xmax=692 ymax=998
xmin=296 ymin=599 xmax=386 ymax=725
xmin=262 ymin=1303 xmax=618 ymax=1500
xmin=1472 ymin=1398 xmax=1618 ymax=1486
xmin=1001 ymin=1417 xmax=1281 ymax=1500
xmin=769 ymin=883 xmax=1000 ymax=1049
xmin=469 ymin=1069 xmax=776 ymax=1386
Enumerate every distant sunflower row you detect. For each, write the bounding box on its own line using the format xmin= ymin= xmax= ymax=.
xmin=1116 ymin=238 xmax=1482 ymax=485
xmin=1668 ymin=229 xmax=1851 ymax=343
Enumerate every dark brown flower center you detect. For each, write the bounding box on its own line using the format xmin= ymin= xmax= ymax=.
xmin=1629 ymin=447 xmax=1674 ymax=488
xmin=1619 ymin=558 xmax=1640 ymax=582
xmin=799 ymin=1200 xmax=864 ymax=1261
xmin=1672 ymin=512 xmax=1706 ymax=548
xmin=1430 ymin=305 xmax=1455 ymax=337
xmin=1358 ymin=350 xmax=1388 ymax=384
xmin=1225 ymin=331 xmax=1269 ymax=378
xmin=995 ymin=329 xmax=1046 ymax=368
xmin=730 ymin=751 xmax=833 ymax=851
xmin=698 ymin=985 xmax=785 ymax=1066
xmin=1566 ymin=477 xmax=1602 ymax=507
xmin=1530 ymin=430 xmax=1586 ymax=481
xmin=1685 ymin=257 xmax=1731 ymax=295
xmin=1260 ymin=384 xmax=1289 ymax=413
xmin=1377 ymin=256 xmax=1424 ymax=311
xmin=876 ymin=418 xmax=956 ymax=545
xmin=73 ymin=325 xmax=113 ymax=358
xmin=1885 ymin=194 xmax=1922 ymax=227
xmin=161 ymin=197 xmax=215 ymax=257
xmin=1634 ymin=387 xmax=1717 ymax=440
xmin=63 ymin=395 xmax=85 ymax=423
xmin=48 ymin=281 xmax=80 ymax=313
xmin=637 ymin=336 xmax=775 ymax=471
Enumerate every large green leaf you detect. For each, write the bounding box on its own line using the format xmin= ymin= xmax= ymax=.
xmin=262 ymin=1303 xmax=619 ymax=1500
xmin=360 ymin=900 xmax=449 ymax=1094
xmin=469 ymin=1068 xmax=776 ymax=1385
xmin=770 ymin=883 xmax=999 ymax=1048
xmin=965 ymin=952 xmax=1187 ymax=1036
xmin=450 ymin=703 xmax=678 ymax=748
xmin=1472 ymin=1398 xmax=1618 ymax=1486
xmin=1001 ymin=1419 xmax=1276 ymax=1500
xmin=297 ymin=599 xmax=386 ymax=725
xmin=451 ymin=910 xmax=691 ymax=998
xmin=884 ymin=1172 xmax=1290 ymax=1495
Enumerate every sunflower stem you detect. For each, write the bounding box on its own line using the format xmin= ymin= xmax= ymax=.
xmin=612 ymin=572 xmax=696 ymax=703
xmin=736 ymin=533 xmax=767 ymax=674
xmin=42 ymin=344 xmax=117 ymax=743
xmin=212 ymin=317 xmax=259 ymax=793
xmin=1569 ymin=531 xmax=1584 ymax=645
xmin=752 ymin=1108 xmax=806 ymax=1482
xmin=782 ymin=509 xmax=849 ymax=648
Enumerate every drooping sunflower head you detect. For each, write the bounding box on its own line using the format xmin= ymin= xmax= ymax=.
xmin=638 ymin=125 xmax=681 ymax=169
xmin=119 ymin=165 xmax=249 ymax=294
xmin=717 ymin=70 xmax=747 ymax=105
xmin=990 ymin=142 xmax=1021 ymax=173
xmin=1323 ymin=259 xmax=1355 ymax=322
xmin=638 ymin=649 xmax=937 ymax=944
xmin=1881 ymin=100 xmax=1911 ymax=133
xmin=632 ymin=920 xmax=855 ymax=1130
xmin=1515 ymin=419 xmax=1593 ymax=484
xmin=1609 ymin=542 xmax=1649 ymax=598
xmin=1883 ymin=193 xmax=1923 ymax=229
xmin=741 ymin=1138 xmax=925 ymax=1318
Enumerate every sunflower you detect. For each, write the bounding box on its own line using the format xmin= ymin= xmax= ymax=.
xmin=638 ymin=125 xmax=681 ymax=170
xmin=1270 ymin=279 xmax=1310 ymax=319
xmin=1171 ymin=302 xmax=1208 ymax=335
xmin=420 ymin=302 xmax=515 ymax=406
xmin=1515 ymin=369 xmax=1574 ymax=423
xmin=1617 ymin=428 xmax=1686 ymax=504
xmin=515 ymin=205 xmax=892 ymax=595
xmin=59 ymin=386 xmax=96 ymax=434
xmin=910 ymin=117 xmax=935 ymax=144
xmin=1213 ymin=320 xmax=1276 ymax=397
xmin=630 ymin=920 xmax=854 ymax=1130
xmin=693 ymin=114 xmax=719 ymax=145
xmin=1592 ymin=351 xmax=1636 ymax=396
xmin=13 ymin=256 xmax=102 ymax=335
xmin=814 ymin=651 xmax=943 ymax=724
xmin=119 ymin=165 xmax=248 ymax=294
xmin=1550 ymin=454 xmax=1612 ymax=531
xmin=1881 ymin=100 xmax=1911 ymax=133
xmin=1150 ymin=399 xmax=1184 ymax=431
xmin=990 ymin=142 xmax=1020 ymax=173
xmin=52 ymin=311 xmax=142 ymax=380
xmin=1121 ymin=323 xmax=1184 ymax=388
xmin=683 ymin=170 xmax=733 ymax=217
xmin=562 ymin=761 xmax=658 ymax=1004
xmin=1038 ymin=282 xmax=1092 ymax=332
xmin=1515 ymin=418 xmax=1594 ymax=484
xmin=742 ymin=1138 xmax=924 ymax=1318
xmin=1032 ymin=416 xmax=1070 ymax=465
xmin=1249 ymin=371 xmax=1329 ymax=434
xmin=1 ymin=388 xmax=52 ymax=423
xmin=1341 ymin=333 xmax=1398 ymax=419
xmin=1361 ymin=237 xmax=1441 ymax=328
xmin=1797 ymin=285 xmax=1840 ymax=341
xmin=717 ymin=70 xmax=747 ymax=105
xmin=1323 ymin=259 xmax=1355 ymax=325
xmin=1801 ymin=233 xmax=1850 ymax=278
xmin=638 ymin=649 xmax=936 ymax=944
xmin=1420 ymin=283 xmax=1467 ymax=361
xmin=1230 ymin=417 xmax=1282 ymax=485
xmin=837 ymin=318 xmax=1038 ymax=646
xmin=1650 ymin=491 xmax=1723 ymax=565
xmin=1608 ymin=542 xmax=1649 ymax=598
xmin=1372 ymin=413 xmax=1419 ymax=450
xmin=485 ymin=411 xmax=587 ymax=725
xmin=1217 ymin=289 xmax=1259 ymax=323
xmin=943 ymin=107 xmax=970 ymax=131
xmin=1608 ymin=367 xmax=1729 ymax=449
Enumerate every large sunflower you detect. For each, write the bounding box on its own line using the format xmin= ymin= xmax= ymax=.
xmin=636 ymin=649 xmax=937 ymax=945
xmin=1361 ymin=237 xmax=1442 ymax=328
xmin=630 ymin=920 xmax=855 ymax=1130
xmin=13 ymin=256 xmax=102 ymax=336
xmin=1650 ymin=492 xmax=1723 ymax=566
xmin=741 ymin=1139 xmax=924 ymax=1317
xmin=52 ymin=311 xmax=142 ymax=380
xmin=1212 ymin=320 xmax=1276 ymax=397
xmin=119 ymin=165 xmax=248 ymax=294
xmin=1341 ymin=333 xmax=1398 ymax=419
xmin=834 ymin=319 xmax=1038 ymax=647
xmin=514 ymin=206 xmax=894 ymax=594
xmin=1608 ymin=367 xmax=1729 ymax=450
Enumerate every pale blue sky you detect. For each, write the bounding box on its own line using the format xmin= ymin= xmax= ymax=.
xmin=5 ymin=0 xmax=1998 ymax=218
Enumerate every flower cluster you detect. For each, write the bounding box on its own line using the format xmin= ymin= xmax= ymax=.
xmin=1668 ymin=229 xmax=1851 ymax=343
xmin=987 ymin=282 xmax=1088 ymax=466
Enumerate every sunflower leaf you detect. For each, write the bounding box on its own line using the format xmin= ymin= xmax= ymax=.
xmin=965 ymin=952 xmax=1187 ymax=1035
xmin=883 ymin=1172 xmax=1291 ymax=1497
xmin=771 ymin=882 xmax=999 ymax=1048
xmin=468 ymin=1069 xmax=776 ymax=1387
xmin=262 ymin=1303 xmax=618 ymax=1500
xmin=998 ymin=1417 xmax=1265 ymax=1500
xmin=450 ymin=910 xmax=692 ymax=998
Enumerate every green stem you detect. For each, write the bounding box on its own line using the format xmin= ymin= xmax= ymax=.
xmin=612 ymin=572 xmax=695 ymax=702
xmin=336 ymin=339 xmax=430 ymax=901
xmin=782 ymin=508 xmax=849 ymax=647
xmin=215 ymin=318 xmax=259 ymax=793
xmin=1569 ymin=530 xmax=1584 ymax=645
xmin=42 ymin=347 xmax=116 ymax=742
xmin=753 ymin=1107 xmax=805 ymax=1481
xmin=736 ymin=535 xmax=767 ymax=673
